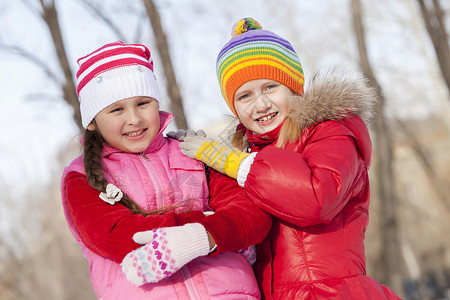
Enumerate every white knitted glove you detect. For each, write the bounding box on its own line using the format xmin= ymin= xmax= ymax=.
xmin=121 ymin=223 xmax=210 ymax=286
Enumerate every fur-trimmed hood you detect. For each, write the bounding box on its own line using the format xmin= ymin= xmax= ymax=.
xmin=289 ymin=66 xmax=380 ymax=132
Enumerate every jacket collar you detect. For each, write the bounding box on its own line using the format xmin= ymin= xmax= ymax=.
xmin=244 ymin=121 xmax=284 ymax=150
xmin=288 ymin=67 xmax=379 ymax=132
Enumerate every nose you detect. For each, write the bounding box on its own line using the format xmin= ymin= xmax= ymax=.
xmin=254 ymin=92 xmax=272 ymax=112
xmin=127 ymin=108 xmax=142 ymax=125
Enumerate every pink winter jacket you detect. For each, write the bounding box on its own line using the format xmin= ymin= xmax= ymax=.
xmin=61 ymin=112 xmax=260 ymax=300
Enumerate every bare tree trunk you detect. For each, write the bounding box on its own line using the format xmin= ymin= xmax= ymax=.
xmin=39 ymin=0 xmax=82 ymax=130
xmin=351 ymin=0 xmax=404 ymax=295
xmin=417 ymin=0 xmax=450 ymax=94
xmin=142 ymin=0 xmax=188 ymax=129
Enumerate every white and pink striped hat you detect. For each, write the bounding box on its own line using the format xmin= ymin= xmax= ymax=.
xmin=76 ymin=41 xmax=160 ymax=128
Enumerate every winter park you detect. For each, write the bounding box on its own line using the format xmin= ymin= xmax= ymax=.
xmin=0 ymin=0 xmax=449 ymax=299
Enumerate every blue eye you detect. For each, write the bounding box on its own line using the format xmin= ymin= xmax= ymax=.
xmin=265 ymin=84 xmax=277 ymax=91
xmin=237 ymin=93 xmax=252 ymax=102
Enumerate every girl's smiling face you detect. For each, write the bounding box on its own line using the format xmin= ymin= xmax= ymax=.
xmin=87 ymin=96 xmax=160 ymax=153
xmin=234 ymin=79 xmax=293 ymax=135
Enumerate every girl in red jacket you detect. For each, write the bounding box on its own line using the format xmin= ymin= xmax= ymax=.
xmin=141 ymin=18 xmax=402 ymax=299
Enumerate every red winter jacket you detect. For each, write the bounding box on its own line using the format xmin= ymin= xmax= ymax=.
xmin=217 ymin=70 xmax=402 ymax=299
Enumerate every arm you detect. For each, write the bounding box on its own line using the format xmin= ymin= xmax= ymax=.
xmin=121 ymin=135 xmax=271 ymax=285
xmin=65 ymin=172 xmax=205 ymax=263
xmin=245 ymin=134 xmax=363 ymax=226
xmin=178 ymin=124 xmax=363 ymax=227
xmin=200 ymin=169 xmax=272 ymax=254
xmin=177 ymin=134 xmax=272 ymax=250
xmin=122 ymin=168 xmax=271 ymax=286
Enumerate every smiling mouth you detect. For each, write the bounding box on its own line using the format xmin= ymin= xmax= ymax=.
xmin=125 ymin=129 xmax=146 ymax=137
xmin=256 ymin=112 xmax=278 ymax=122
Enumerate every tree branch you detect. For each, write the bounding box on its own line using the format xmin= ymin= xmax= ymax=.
xmin=78 ymin=0 xmax=127 ymax=42
xmin=417 ymin=0 xmax=450 ymax=94
xmin=0 ymin=43 xmax=59 ymax=83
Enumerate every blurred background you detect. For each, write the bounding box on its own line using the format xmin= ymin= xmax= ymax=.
xmin=0 ymin=0 xmax=449 ymax=299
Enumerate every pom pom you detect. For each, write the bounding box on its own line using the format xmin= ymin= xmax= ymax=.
xmin=231 ymin=17 xmax=262 ymax=37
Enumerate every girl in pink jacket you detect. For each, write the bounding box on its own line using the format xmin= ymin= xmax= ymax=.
xmin=61 ymin=41 xmax=271 ymax=299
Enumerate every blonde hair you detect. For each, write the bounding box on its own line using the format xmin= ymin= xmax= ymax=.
xmin=276 ymin=116 xmax=301 ymax=148
xmin=231 ymin=128 xmax=245 ymax=150
xmin=83 ymin=128 xmax=190 ymax=216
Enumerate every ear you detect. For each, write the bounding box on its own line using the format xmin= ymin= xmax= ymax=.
xmin=87 ymin=122 xmax=96 ymax=131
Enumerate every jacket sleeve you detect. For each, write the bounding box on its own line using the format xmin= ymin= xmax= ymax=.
xmin=244 ymin=123 xmax=365 ymax=227
xmin=200 ymin=169 xmax=272 ymax=254
xmin=64 ymin=172 xmax=205 ymax=263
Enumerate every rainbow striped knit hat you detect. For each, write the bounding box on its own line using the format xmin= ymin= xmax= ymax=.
xmin=216 ymin=17 xmax=304 ymax=117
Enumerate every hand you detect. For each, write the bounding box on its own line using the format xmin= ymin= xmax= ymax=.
xmin=167 ymin=129 xmax=206 ymax=141
xmin=121 ymin=223 xmax=210 ymax=286
xmin=179 ymin=136 xmax=249 ymax=179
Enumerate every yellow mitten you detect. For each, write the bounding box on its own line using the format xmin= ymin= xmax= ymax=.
xmin=180 ymin=136 xmax=249 ymax=179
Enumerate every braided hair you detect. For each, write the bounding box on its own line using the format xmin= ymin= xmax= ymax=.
xmin=83 ymin=129 xmax=150 ymax=215
xmin=83 ymin=129 xmax=187 ymax=216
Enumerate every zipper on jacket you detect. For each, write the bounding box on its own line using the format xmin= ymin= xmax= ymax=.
xmin=140 ymin=152 xmax=202 ymax=299
xmin=181 ymin=267 xmax=202 ymax=300
xmin=139 ymin=153 xmax=164 ymax=209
